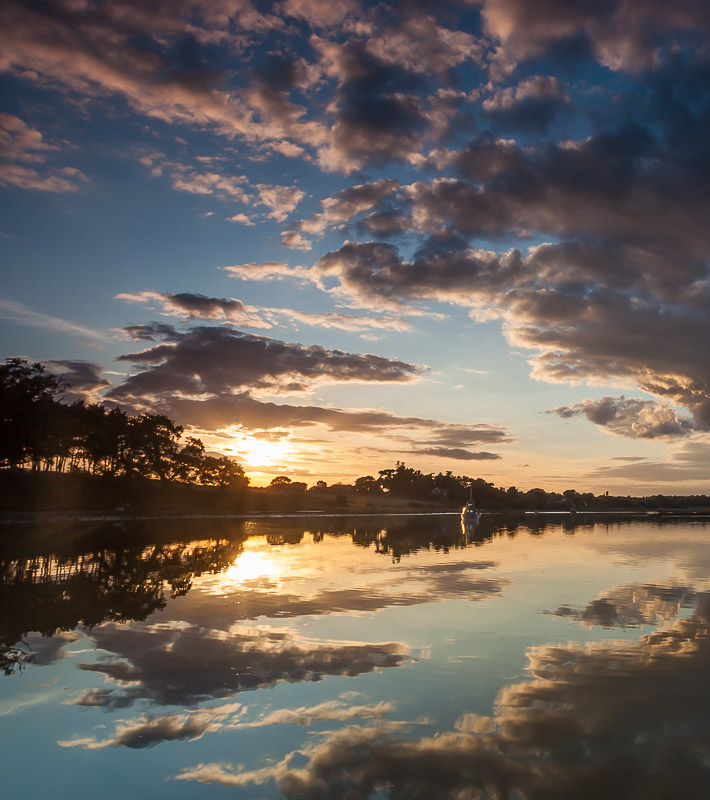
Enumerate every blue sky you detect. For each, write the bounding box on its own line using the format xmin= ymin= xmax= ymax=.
xmin=2 ymin=0 xmax=710 ymax=490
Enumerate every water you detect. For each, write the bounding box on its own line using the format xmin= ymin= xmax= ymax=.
xmin=2 ymin=512 xmax=710 ymax=798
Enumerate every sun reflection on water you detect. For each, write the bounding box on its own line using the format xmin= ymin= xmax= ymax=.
xmin=222 ymin=550 xmax=278 ymax=584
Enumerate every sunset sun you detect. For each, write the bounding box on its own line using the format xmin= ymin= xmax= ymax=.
xmin=231 ymin=436 xmax=293 ymax=468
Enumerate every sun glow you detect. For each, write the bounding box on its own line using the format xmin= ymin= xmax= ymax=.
xmin=206 ymin=429 xmax=294 ymax=470
xmin=239 ymin=437 xmax=292 ymax=467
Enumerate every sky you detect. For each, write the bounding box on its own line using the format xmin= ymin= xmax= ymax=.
xmin=1 ymin=0 xmax=709 ymax=491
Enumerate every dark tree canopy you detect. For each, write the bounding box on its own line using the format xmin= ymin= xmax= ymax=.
xmin=0 ymin=358 xmax=248 ymax=489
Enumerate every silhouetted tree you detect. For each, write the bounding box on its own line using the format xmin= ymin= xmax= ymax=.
xmin=0 ymin=358 xmax=248 ymax=490
xmin=354 ymin=475 xmax=381 ymax=494
xmin=377 ymin=462 xmax=434 ymax=497
xmin=0 ymin=358 xmax=66 ymax=469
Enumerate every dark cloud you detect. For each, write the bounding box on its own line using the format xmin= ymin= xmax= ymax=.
xmin=42 ymin=359 xmax=110 ymax=393
xmin=297 ymin=178 xmax=401 ymax=234
xmin=317 ymin=39 xmax=430 ymax=172
xmin=76 ymin=622 xmax=408 ymax=708
xmin=8 ymin=0 xmax=710 ymax=455
xmin=116 ymin=290 xmax=269 ymax=327
xmin=482 ymin=75 xmax=569 ymax=132
xmin=551 ymin=396 xmax=696 ymax=439
xmin=357 ymin=210 xmax=410 ymax=237
xmin=121 ymin=322 xmax=182 ymax=342
xmin=110 ymin=325 xmax=423 ymax=400
xmin=151 ymin=293 xmax=249 ymax=318
xmin=414 ymin=447 xmax=501 ymax=460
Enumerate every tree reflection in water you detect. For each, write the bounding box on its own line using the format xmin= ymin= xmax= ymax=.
xmin=0 ymin=518 xmax=246 ymax=673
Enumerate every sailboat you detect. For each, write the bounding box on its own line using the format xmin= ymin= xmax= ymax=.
xmin=461 ymin=486 xmax=479 ymax=522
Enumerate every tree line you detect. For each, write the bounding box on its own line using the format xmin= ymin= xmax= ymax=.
xmin=0 ymin=358 xmax=248 ymax=488
xmin=270 ymin=461 xmax=710 ymax=511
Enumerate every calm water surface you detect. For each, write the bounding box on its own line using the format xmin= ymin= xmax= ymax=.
xmin=2 ymin=513 xmax=710 ymax=798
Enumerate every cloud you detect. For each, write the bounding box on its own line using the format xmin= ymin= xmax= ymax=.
xmin=280 ymin=0 xmax=357 ymax=27
xmin=297 ymin=206 xmax=710 ymax=428
xmin=256 ymin=183 xmax=304 ymax=222
xmin=239 ymin=699 xmax=394 ymax=728
xmin=118 ymin=290 xmax=409 ymax=334
xmin=74 ymin=622 xmax=408 ymax=708
xmin=482 ymin=75 xmax=569 ymax=132
xmin=280 ymin=231 xmax=312 ymax=250
xmin=0 ymin=297 xmax=104 ymax=339
xmin=586 ymin=439 xmax=710 ymax=484
xmin=116 ymin=290 xmax=270 ymax=328
xmin=267 ymin=308 xmax=411 ymax=334
xmin=551 ymin=396 xmax=696 ymax=439
xmin=297 ymin=178 xmax=400 ymax=235
xmin=365 ymin=13 xmax=482 ymax=77
xmin=0 ymin=0 xmax=297 ymax=151
xmin=479 ymin=0 xmax=710 ymax=72
xmin=9 ymin=631 xmax=80 ymax=667
xmin=110 ymin=324 xmax=424 ymax=400
xmin=222 ymin=261 xmax=306 ymax=281
xmin=225 ymin=213 xmax=255 ymax=225
xmin=357 ymin=211 xmax=410 ymax=238
xmin=41 ymin=359 xmax=111 ymax=400
xmin=0 ymin=113 xmax=87 ymax=192
xmin=414 ymin=448 xmax=501 ymax=461
xmin=120 ymin=388 xmax=511 ymax=448
xmin=119 ymin=322 xmax=183 ymax=342
xmin=168 ymin=167 xmax=250 ymax=202
xmin=314 ymin=38 xmax=430 ymax=173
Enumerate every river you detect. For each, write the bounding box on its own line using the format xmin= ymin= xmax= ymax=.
xmin=1 ymin=512 xmax=709 ymax=798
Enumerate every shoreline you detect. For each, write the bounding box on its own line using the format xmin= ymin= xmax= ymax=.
xmin=3 ymin=507 xmax=710 ymax=525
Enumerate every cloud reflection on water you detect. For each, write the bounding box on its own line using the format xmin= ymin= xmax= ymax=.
xmin=554 ymin=582 xmax=696 ymax=628
xmin=177 ymin=593 xmax=710 ymax=799
xmin=75 ymin=622 xmax=408 ymax=709
xmin=59 ymin=699 xmax=395 ymax=750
